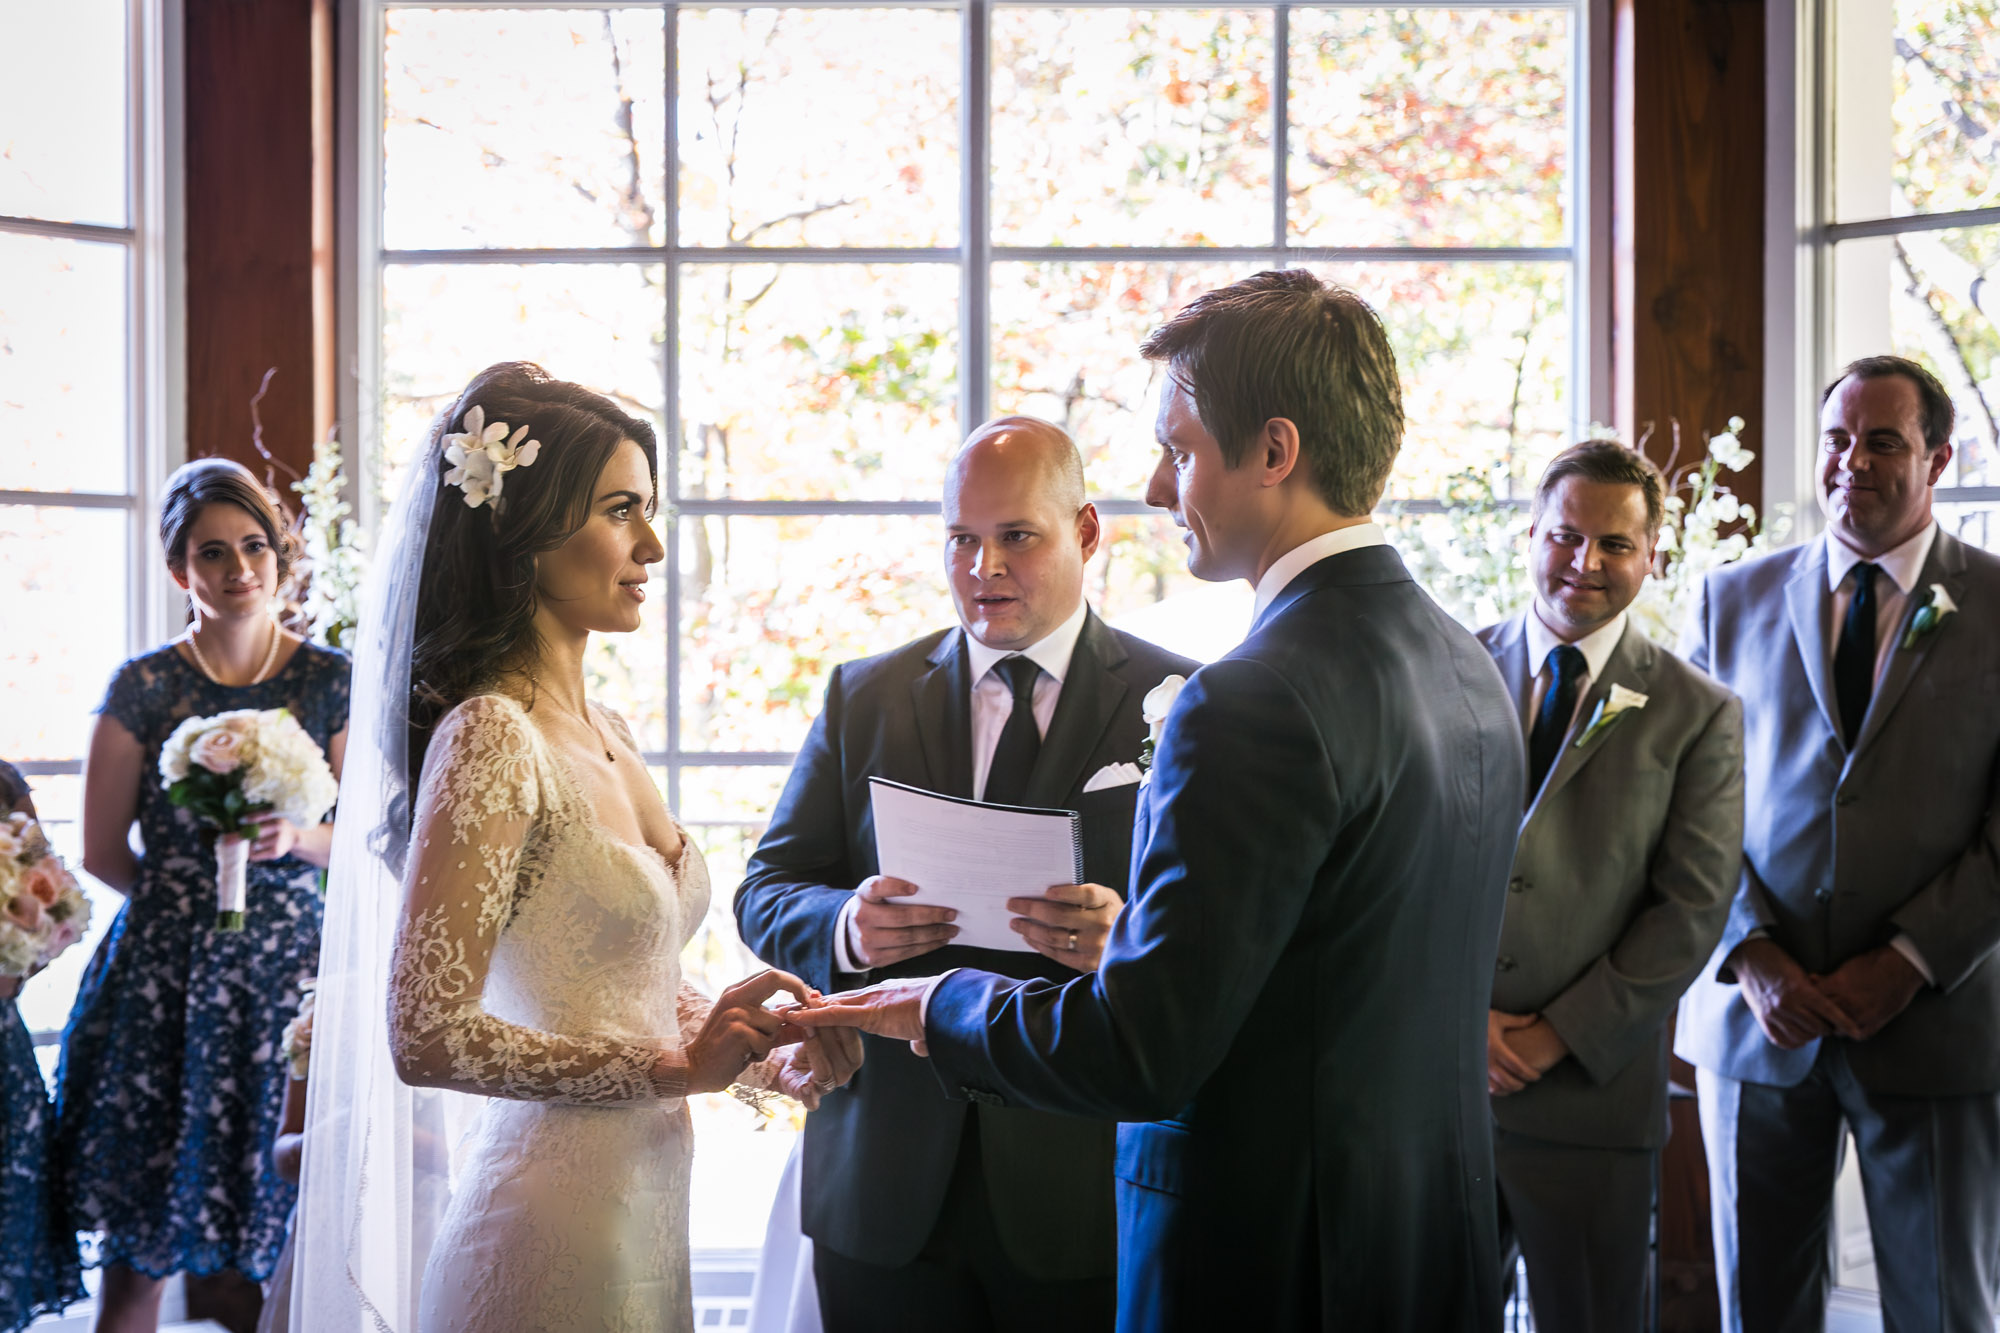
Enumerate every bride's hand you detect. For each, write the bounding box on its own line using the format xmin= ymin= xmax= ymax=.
xmin=684 ymin=969 xmax=815 ymax=1095
xmin=771 ymin=1027 xmax=864 ymax=1111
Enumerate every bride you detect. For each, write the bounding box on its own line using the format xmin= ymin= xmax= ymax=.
xmin=289 ymin=363 xmax=859 ymax=1333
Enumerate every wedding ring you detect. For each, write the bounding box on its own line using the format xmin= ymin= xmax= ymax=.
xmin=1067 ymin=929 xmax=1078 ymax=952
xmin=811 ymin=1075 xmax=836 ymax=1093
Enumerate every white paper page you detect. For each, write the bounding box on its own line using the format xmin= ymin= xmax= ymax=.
xmin=868 ymin=778 xmax=1082 ymax=952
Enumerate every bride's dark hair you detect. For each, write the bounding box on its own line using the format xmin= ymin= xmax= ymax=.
xmin=406 ymin=361 xmax=658 ymax=783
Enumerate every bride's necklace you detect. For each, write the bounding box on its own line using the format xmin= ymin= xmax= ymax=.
xmin=551 ymin=689 xmax=616 ymax=763
xmin=187 ymin=615 xmax=282 ymax=686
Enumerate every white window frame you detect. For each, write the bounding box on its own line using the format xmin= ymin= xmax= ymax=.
xmin=1775 ymin=0 xmax=2000 ymax=534
xmin=3 ymin=0 xmax=181 ymax=1044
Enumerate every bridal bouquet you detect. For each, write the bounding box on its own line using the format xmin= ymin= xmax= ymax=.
xmin=0 ymin=813 xmax=92 ymax=978
xmin=161 ymin=709 xmax=339 ymax=930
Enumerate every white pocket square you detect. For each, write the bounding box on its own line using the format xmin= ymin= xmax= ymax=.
xmin=1083 ymin=762 xmax=1144 ymax=793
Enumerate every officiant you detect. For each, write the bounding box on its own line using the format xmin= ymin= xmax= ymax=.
xmin=734 ymin=417 xmax=1196 ymax=1332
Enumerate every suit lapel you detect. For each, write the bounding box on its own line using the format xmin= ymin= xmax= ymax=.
xmin=1023 ymin=612 xmax=1129 ymax=809
xmin=1492 ymin=615 xmax=1535 ymax=729
xmin=1783 ymin=542 xmax=1842 ymax=743
xmin=1852 ymin=530 xmax=1967 ymax=760
xmin=1530 ymin=623 xmax=1656 ymax=817
xmin=908 ymin=630 xmax=974 ymax=799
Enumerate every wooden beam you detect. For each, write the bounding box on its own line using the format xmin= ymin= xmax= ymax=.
xmin=183 ymin=0 xmax=334 ymax=492
xmin=1613 ymin=3 xmax=1767 ymax=1330
xmin=1615 ymin=0 xmax=1767 ymax=509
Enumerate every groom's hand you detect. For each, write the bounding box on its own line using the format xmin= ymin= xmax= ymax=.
xmin=787 ymin=978 xmax=935 ymax=1057
xmin=849 ymin=876 xmax=960 ymax=969
xmin=1007 ymin=883 xmax=1123 ymax=970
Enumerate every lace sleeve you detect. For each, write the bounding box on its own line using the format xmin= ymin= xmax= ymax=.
xmin=387 ymin=696 xmax=687 ymax=1104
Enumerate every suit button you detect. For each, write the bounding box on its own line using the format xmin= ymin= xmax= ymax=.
xmin=1814 ymin=887 xmax=1835 ymax=904
xmin=1497 ymin=955 xmax=1516 ymax=972
xmin=1836 ymin=791 xmax=1856 ymax=807
xmin=1508 ymin=877 xmax=1527 ymax=894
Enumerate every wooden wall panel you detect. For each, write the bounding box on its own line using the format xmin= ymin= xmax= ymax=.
xmin=1615 ymin=2 xmax=1768 ymax=1329
xmin=183 ymin=0 xmax=334 ymax=490
xmin=1615 ymin=0 xmax=1768 ymax=509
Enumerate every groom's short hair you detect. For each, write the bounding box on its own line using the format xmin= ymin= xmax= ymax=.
xmin=1139 ymin=270 xmax=1404 ymax=517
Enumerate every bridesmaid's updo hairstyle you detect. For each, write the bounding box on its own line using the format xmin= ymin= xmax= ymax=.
xmin=159 ymin=458 xmax=302 ymax=593
xmin=407 ymin=361 xmax=658 ymax=778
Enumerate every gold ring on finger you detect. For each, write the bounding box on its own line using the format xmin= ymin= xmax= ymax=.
xmin=1067 ymin=929 xmax=1078 ymax=951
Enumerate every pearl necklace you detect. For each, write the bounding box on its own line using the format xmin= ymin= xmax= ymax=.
xmin=187 ymin=615 xmax=283 ymax=686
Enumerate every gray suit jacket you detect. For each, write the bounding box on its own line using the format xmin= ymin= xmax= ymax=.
xmin=1479 ymin=615 xmax=1743 ymax=1149
xmin=1675 ymin=529 xmax=2000 ymax=1093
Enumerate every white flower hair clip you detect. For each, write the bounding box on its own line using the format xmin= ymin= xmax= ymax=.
xmin=442 ymin=404 xmax=542 ymax=511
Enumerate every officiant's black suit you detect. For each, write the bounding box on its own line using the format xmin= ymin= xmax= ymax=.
xmin=923 ymin=547 xmax=1524 ymax=1331
xmin=735 ymin=609 xmax=1194 ymax=1329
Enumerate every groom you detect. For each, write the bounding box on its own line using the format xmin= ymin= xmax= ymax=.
xmin=797 ymin=271 xmax=1525 ymax=1330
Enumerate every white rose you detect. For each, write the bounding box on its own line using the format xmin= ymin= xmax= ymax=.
xmin=190 ymin=726 xmax=250 ymax=776
xmin=1142 ymin=674 xmax=1188 ymax=746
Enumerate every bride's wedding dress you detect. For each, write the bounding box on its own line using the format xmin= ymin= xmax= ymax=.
xmin=388 ymin=694 xmax=750 ymax=1333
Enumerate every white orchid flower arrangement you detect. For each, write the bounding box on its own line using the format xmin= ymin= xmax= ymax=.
xmin=443 ymin=404 xmax=542 ymax=511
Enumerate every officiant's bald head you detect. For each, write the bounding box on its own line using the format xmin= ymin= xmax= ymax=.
xmin=943 ymin=416 xmax=1100 ymax=651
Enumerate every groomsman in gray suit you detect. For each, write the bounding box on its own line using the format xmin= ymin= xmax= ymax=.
xmin=1677 ymin=355 xmax=2000 ymax=1331
xmin=1479 ymin=442 xmax=1744 ymax=1332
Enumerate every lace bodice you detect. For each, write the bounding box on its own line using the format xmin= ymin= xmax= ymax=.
xmin=388 ymin=695 xmax=714 ymax=1105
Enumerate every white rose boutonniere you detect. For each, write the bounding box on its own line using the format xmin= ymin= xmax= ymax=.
xmin=1138 ymin=674 xmax=1188 ymax=773
xmin=1900 ymin=583 xmax=1959 ymax=650
xmin=1574 ymin=683 xmax=1648 ymax=749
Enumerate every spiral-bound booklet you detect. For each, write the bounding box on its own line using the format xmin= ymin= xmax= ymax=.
xmin=867 ymin=777 xmax=1085 ymax=953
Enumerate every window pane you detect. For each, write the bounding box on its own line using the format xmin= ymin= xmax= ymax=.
xmin=586 ymin=569 xmax=668 ymax=755
xmin=0 ymin=233 xmax=130 ymax=493
xmin=0 ymin=0 xmax=127 ymax=226
xmin=1298 ymin=261 xmax=1572 ymax=500
xmin=677 ymin=8 xmax=959 ymax=248
xmin=991 ymin=9 xmax=1274 ymax=247
xmin=0 ymin=506 xmax=129 ymax=763
xmin=1833 ymin=0 xmax=1999 ymax=219
xmin=679 ymin=263 xmax=958 ymax=501
xmin=383 ymin=9 xmax=667 ymax=250
xmin=1938 ymin=499 xmax=1999 ymax=552
xmin=1093 ymin=513 xmax=1247 ymax=663
xmin=678 ymin=515 xmax=953 ymax=753
xmin=1870 ymin=225 xmax=2000 ymax=488
xmin=379 ymin=261 xmax=666 ymax=494
xmin=991 ymin=261 xmax=1255 ymax=498
xmin=1288 ymin=9 xmax=1570 ymax=248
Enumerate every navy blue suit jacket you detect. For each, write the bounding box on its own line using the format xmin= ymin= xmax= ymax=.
xmin=923 ymin=546 xmax=1524 ymax=1331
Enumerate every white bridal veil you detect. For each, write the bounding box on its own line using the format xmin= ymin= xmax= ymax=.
xmin=289 ymin=443 xmax=466 ymax=1332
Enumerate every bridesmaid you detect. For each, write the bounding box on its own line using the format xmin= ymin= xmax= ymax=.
xmin=0 ymin=762 xmax=86 ymax=1333
xmin=54 ymin=460 xmax=348 ymax=1333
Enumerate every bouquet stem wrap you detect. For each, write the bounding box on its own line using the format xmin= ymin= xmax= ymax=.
xmin=215 ymin=834 xmax=249 ymax=932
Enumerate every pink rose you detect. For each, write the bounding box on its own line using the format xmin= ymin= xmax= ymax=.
xmin=190 ymin=726 xmax=248 ymax=775
xmin=18 ymin=857 xmax=65 ymax=907
xmin=5 ymin=893 xmax=43 ymax=933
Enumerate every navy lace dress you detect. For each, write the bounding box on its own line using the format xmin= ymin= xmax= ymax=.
xmin=1 ymin=761 xmax=85 ymax=1332
xmin=53 ymin=644 xmax=348 ymax=1280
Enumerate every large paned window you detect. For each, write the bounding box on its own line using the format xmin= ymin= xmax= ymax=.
xmin=1 ymin=0 xmax=170 ymax=1057
xmin=1820 ymin=0 xmax=1999 ymax=548
xmin=361 ymin=0 xmax=1585 ymax=1269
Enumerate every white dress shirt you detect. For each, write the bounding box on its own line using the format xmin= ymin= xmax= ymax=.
xmin=1522 ymin=605 xmax=1629 ymax=737
xmin=1825 ymin=522 xmax=1940 ymax=686
xmin=1251 ymin=522 xmax=1389 ymax=620
xmin=1823 ymin=523 xmax=1942 ymax=985
xmin=833 ymin=599 xmax=1090 ymax=975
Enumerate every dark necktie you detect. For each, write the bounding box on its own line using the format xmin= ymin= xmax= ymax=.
xmin=1834 ymin=562 xmax=1880 ymax=747
xmin=1527 ymin=645 xmax=1586 ymax=802
xmin=982 ymin=655 xmax=1043 ymax=805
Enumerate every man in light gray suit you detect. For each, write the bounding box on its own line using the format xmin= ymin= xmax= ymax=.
xmin=1677 ymin=355 xmax=2000 ymax=1331
xmin=1478 ymin=442 xmax=1744 ymax=1332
